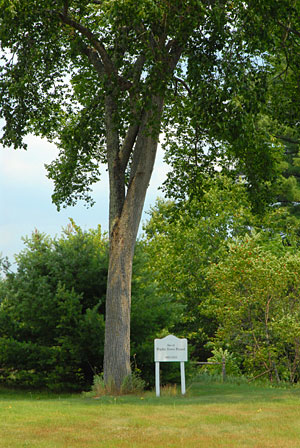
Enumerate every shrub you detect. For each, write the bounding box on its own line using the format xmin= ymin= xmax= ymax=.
xmin=91 ymin=374 xmax=106 ymax=397
xmin=121 ymin=372 xmax=146 ymax=395
xmin=0 ymin=224 xmax=177 ymax=390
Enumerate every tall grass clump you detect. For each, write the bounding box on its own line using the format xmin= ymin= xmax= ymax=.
xmin=90 ymin=372 xmax=145 ymax=397
xmin=121 ymin=372 xmax=146 ymax=395
xmin=91 ymin=373 xmax=106 ymax=397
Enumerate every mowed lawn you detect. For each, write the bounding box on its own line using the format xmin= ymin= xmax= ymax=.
xmin=1 ymin=382 xmax=300 ymax=448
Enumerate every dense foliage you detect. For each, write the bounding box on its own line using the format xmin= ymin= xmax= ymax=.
xmin=209 ymin=233 xmax=300 ymax=383
xmin=144 ymin=176 xmax=300 ymax=383
xmin=2 ymin=176 xmax=300 ymax=388
xmin=0 ymin=223 xmax=107 ymax=390
xmin=0 ymin=223 xmax=177 ymax=390
xmin=144 ymin=177 xmax=257 ymax=358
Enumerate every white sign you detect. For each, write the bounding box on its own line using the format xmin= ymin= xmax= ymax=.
xmin=154 ymin=335 xmax=188 ymax=397
xmin=154 ymin=334 xmax=188 ymax=362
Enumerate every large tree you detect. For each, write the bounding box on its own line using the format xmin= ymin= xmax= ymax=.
xmin=0 ymin=0 xmax=297 ymax=389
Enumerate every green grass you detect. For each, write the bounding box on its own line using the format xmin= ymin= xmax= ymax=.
xmin=1 ymin=381 xmax=300 ymax=447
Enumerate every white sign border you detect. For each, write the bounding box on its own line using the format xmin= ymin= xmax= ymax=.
xmin=154 ymin=334 xmax=188 ymax=362
xmin=154 ymin=335 xmax=188 ymax=397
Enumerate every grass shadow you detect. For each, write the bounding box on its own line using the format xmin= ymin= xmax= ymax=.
xmin=1 ymin=380 xmax=300 ymax=407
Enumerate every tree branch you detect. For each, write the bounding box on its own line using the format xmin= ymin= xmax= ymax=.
xmin=119 ymin=123 xmax=140 ymax=171
xmin=59 ymin=12 xmax=132 ymax=90
xmin=58 ymin=12 xmax=116 ymax=76
xmin=275 ymin=135 xmax=300 ymax=145
xmin=278 ymin=21 xmax=300 ymax=39
xmin=174 ymin=76 xmax=192 ymax=96
xmin=136 ymin=22 xmax=158 ymax=58
xmin=63 ymin=0 xmax=69 ymax=17
xmin=81 ymin=44 xmax=104 ymax=77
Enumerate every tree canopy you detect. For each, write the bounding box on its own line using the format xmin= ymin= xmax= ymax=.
xmin=1 ymin=0 xmax=296 ymax=202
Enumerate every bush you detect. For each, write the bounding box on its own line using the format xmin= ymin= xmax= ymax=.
xmin=90 ymin=372 xmax=145 ymax=396
xmin=0 ymin=224 xmax=107 ymax=390
xmin=0 ymin=223 xmax=178 ymax=390
xmin=121 ymin=372 xmax=145 ymax=395
xmin=206 ymin=347 xmax=241 ymax=377
xmin=91 ymin=374 xmax=106 ymax=397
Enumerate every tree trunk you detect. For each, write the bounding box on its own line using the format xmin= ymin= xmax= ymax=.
xmin=103 ymin=218 xmax=134 ymax=391
xmin=103 ymin=96 xmax=164 ymax=391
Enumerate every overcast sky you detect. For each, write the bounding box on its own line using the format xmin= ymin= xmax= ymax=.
xmin=0 ymin=132 xmax=168 ymax=267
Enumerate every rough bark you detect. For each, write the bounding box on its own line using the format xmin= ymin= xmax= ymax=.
xmin=103 ymin=96 xmax=164 ymax=390
xmin=103 ymin=221 xmax=134 ymax=390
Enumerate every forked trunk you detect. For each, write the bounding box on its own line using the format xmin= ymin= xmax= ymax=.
xmin=103 ymin=97 xmax=164 ymax=390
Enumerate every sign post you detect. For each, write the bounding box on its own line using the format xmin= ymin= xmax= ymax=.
xmin=154 ymin=335 xmax=188 ymax=397
xmin=180 ymin=361 xmax=186 ymax=395
xmin=155 ymin=361 xmax=160 ymax=397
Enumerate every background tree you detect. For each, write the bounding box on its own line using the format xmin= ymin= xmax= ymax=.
xmin=208 ymin=233 xmax=300 ymax=383
xmin=144 ymin=176 xmax=255 ymax=360
xmin=1 ymin=0 xmax=297 ymax=389
xmin=144 ymin=174 xmax=300 ymax=367
xmin=260 ymin=52 xmax=300 ymax=220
